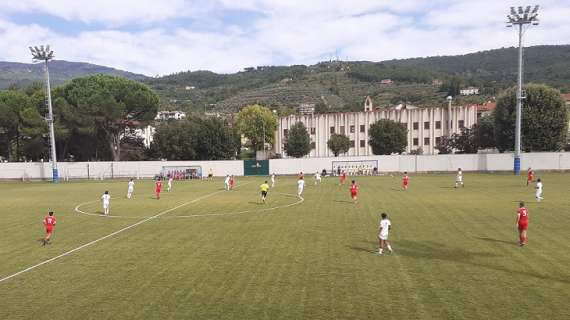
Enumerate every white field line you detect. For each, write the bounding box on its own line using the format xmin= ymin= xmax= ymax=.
xmin=0 ymin=183 xmax=251 ymax=284
xmin=74 ymin=192 xmax=303 ymax=219
xmin=167 ymin=193 xmax=304 ymax=218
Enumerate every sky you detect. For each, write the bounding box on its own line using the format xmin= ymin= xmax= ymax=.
xmin=0 ymin=0 xmax=569 ymax=76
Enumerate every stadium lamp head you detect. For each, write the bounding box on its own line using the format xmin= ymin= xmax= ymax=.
xmin=506 ymin=5 xmax=539 ymax=25
xmin=30 ymin=44 xmax=55 ymax=62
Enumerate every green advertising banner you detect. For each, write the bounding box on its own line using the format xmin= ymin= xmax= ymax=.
xmin=243 ymin=160 xmax=269 ymax=176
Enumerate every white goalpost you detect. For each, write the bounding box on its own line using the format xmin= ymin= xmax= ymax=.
xmin=161 ymin=165 xmax=203 ymax=180
xmin=331 ymin=160 xmax=378 ymax=176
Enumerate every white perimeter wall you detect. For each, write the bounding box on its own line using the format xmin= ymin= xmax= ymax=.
xmin=268 ymin=152 xmax=570 ymax=175
xmin=1 ymin=153 xmax=569 ymax=180
xmin=0 ymin=161 xmax=243 ymax=180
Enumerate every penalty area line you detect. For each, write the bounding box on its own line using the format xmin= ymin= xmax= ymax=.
xmin=0 ymin=187 xmax=238 ymax=284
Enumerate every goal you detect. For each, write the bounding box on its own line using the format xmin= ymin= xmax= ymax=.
xmin=161 ymin=165 xmax=202 ymax=180
xmin=332 ymin=160 xmax=378 ymax=176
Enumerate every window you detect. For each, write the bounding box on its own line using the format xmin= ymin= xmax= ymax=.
xmin=424 ymin=137 xmax=430 ymax=145
xmin=413 ymin=138 xmax=419 ymax=146
xmin=330 ymin=126 xmax=335 ymax=134
xmin=360 ymin=140 xmax=366 ymax=148
xmin=350 ymin=125 xmax=355 ymax=133
xmin=350 ymin=140 xmax=355 ymax=148
xmin=424 ymin=122 xmax=430 ymax=130
xmin=360 ymin=125 xmax=365 ymax=133
xmin=458 ymin=120 xmax=465 ymax=129
xmin=340 ymin=126 xmax=345 ymax=134
xmin=283 ymin=129 xmax=289 ymax=137
xmin=310 ymin=127 xmax=316 ymax=135
xmin=435 ymin=137 xmax=441 ymax=145
xmin=413 ymin=122 xmax=419 ymax=130
xmin=435 ymin=121 xmax=441 ymax=129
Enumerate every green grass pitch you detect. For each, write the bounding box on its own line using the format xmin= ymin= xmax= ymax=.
xmin=0 ymin=173 xmax=569 ymax=320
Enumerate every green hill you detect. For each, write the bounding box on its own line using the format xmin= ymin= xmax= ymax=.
xmin=2 ymin=45 xmax=569 ymax=113
xmin=0 ymin=60 xmax=147 ymax=89
xmin=146 ymin=45 xmax=570 ymax=113
xmin=383 ymin=45 xmax=570 ymax=87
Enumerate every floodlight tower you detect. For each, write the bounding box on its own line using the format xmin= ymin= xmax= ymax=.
xmin=30 ymin=45 xmax=59 ymax=182
xmin=506 ymin=5 xmax=539 ymax=175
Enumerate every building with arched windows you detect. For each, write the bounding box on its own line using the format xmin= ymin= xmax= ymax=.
xmin=274 ymin=96 xmax=478 ymax=157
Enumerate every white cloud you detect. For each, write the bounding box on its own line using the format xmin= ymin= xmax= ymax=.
xmin=0 ymin=0 xmax=568 ymax=75
xmin=1 ymin=0 xmax=198 ymax=26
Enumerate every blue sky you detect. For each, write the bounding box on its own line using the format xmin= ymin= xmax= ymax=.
xmin=0 ymin=0 xmax=569 ymax=75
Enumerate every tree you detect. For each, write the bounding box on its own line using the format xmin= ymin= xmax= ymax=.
xmin=409 ymin=147 xmax=423 ymax=155
xmin=451 ymin=127 xmax=478 ymax=154
xmin=440 ymin=76 xmax=463 ymax=96
xmin=284 ymin=122 xmax=311 ymax=158
xmin=236 ymin=104 xmax=277 ymax=151
xmin=152 ymin=120 xmax=199 ymax=160
xmin=495 ymin=84 xmax=568 ymax=152
xmin=193 ymin=117 xmax=240 ymax=160
xmin=58 ymin=75 xmax=159 ymax=160
xmin=368 ymin=119 xmax=408 ymax=155
xmin=435 ymin=136 xmax=453 ymax=154
xmin=119 ymin=133 xmax=147 ymax=161
xmin=151 ymin=116 xmax=239 ymax=160
xmin=0 ymin=89 xmax=46 ymax=161
xmin=327 ymin=134 xmax=350 ymax=156
xmin=475 ymin=114 xmax=495 ymax=149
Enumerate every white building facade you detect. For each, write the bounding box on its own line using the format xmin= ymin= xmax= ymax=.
xmin=460 ymin=87 xmax=480 ymax=96
xmin=275 ymin=97 xmax=478 ymax=157
xmin=132 ymin=125 xmax=156 ymax=148
xmin=155 ymin=111 xmax=186 ymax=121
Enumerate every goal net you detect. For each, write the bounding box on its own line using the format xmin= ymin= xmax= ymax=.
xmin=161 ymin=165 xmax=202 ymax=180
xmin=331 ymin=160 xmax=378 ymax=176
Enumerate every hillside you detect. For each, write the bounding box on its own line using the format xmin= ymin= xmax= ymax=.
xmin=1 ymin=45 xmax=569 ymax=113
xmin=383 ymin=45 xmax=570 ymax=87
xmin=146 ymin=45 xmax=570 ymax=113
xmin=0 ymin=60 xmax=147 ymax=89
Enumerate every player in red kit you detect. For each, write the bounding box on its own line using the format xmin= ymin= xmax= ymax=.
xmin=155 ymin=178 xmax=163 ymax=199
xmin=402 ymin=172 xmax=409 ymax=190
xmin=42 ymin=211 xmax=56 ymax=246
xmin=350 ymin=180 xmax=359 ymax=203
xmin=515 ymin=201 xmax=529 ymax=246
xmin=339 ymin=171 xmax=347 ymax=185
xmin=229 ymin=175 xmax=235 ymax=190
xmin=526 ymin=168 xmax=534 ymax=186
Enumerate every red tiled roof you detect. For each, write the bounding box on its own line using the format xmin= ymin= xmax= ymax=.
xmin=476 ymin=102 xmax=496 ymax=112
xmin=561 ymin=93 xmax=570 ymax=102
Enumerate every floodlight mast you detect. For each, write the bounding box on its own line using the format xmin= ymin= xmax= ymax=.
xmin=506 ymin=5 xmax=539 ymax=175
xmin=30 ymin=45 xmax=59 ymax=182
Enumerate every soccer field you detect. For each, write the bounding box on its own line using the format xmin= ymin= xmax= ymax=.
xmin=0 ymin=173 xmax=569 ymax=320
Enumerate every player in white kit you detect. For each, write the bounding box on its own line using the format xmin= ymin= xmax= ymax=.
xmin=101 ymin=191 xmax=111 ymax=215
xmin=167 ymin=175 xmax=173 ymax=192
xmin=378 ymin=213 xmax=393 ymax=255
xmin=455 ymin=168 xmax=464 ymax=188
xmin=297 ymin=176 xmax=305 ymax=197
xmin=224 ymin=175 xmax=230 ymax=191
xmin=127 ymin=178 xmax=135 ymax=199
xmin=271 ymin=173 xmax=276 ymax=188
xmin=535 ymin=178 xmax=544 ymax=202
xmin=314 ymin=172 xmax=322 ymax=184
